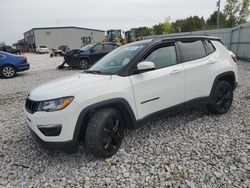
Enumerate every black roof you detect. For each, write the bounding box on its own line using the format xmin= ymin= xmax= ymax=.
xmin=145 ymin=34 xmax=221 ymax=42
xmin=24 ymin=26 xmax=105 ymax=34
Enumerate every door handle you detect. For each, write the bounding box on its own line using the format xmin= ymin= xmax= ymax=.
xmin=170 ymin=69 xmax=182 ymax=75
xmin=207 ymin=59 xmax=216 ymax=65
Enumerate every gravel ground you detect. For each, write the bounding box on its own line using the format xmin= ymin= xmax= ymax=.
xmin=0 ymin=54 xmax=249 ymax=187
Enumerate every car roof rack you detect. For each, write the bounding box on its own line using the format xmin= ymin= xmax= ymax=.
xmin=153 ymin=34 xmax=221 ymax=42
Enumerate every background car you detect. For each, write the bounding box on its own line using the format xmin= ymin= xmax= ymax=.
xmin=36 ymin=45 xmax=49 ymax=54
xmin=0 ymin=51 xmax=30 ymax=78
xmin=0 ymin=46 xmax=21 ymax=54
xmin=63 ymin=42 xmax=119 ymax=69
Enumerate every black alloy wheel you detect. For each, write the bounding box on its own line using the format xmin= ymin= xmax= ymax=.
xmin=207 ymin=81 xmax=233 ymax=114
xmin=79 ymin=59 xmax=89 ymax=70
xmin=85 ymin=108 xmax=124 ymax=158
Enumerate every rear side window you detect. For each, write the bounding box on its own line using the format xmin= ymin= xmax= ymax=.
xmin=103 ymin=44 xmax=113 ymax=51
xmin=203 ymin=40 xmax=215 ymax=55
xmin=93 ymin=44 xmax=103 ymax=51
xmin=145 ymin=45 xmax=177 ymax=69
xmin=178 ymin=40 xmax=206 ymax=62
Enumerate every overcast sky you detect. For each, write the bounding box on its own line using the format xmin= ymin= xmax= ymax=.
xmin=0 ymin=0 xmax=226 ymax=45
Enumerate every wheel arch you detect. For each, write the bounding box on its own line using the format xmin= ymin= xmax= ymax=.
xmin=210 ymin=71 xmax=236 ymax=95
xmin=73 ymin=98 xmax=137 ymax=143
xmin=0 ymin=63 xmax=16 ymax=69
xmin=78 ymin=55 xmax=90 ymax=62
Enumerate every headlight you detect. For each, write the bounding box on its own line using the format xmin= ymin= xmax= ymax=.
xmin=38 ymin=97 xmax=74 ymax=112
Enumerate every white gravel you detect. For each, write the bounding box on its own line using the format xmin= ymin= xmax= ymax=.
xmin=0 ymin=54 xmax=249 ymax=187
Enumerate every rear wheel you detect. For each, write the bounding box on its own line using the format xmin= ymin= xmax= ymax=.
xmin=79 ymin=59 xmax=90 ymax=70
xmin=0 ymin=65 xmax=16 ymax=78
xmin=85 ymin=108 xmax=124 ymax=158
xmin=207 ymin=81 xmax=233 ymax=114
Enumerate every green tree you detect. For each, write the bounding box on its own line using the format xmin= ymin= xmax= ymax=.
xmin=153 ymin=23 xmax=164 ymax=35
xmin=224 ymin=0 xmax=250 ymax=27
xmin=172 ymin=16 xmax=205 ymax=32
xmin=162 ymin=17 xmax=174 ymax=34
xmin=239 ymin=0 xmax=250 ymax=24
xmin=131 ymin=27 xmax=154 ymax=38
xmin=206 ymin=11 xmax=228 ymax=29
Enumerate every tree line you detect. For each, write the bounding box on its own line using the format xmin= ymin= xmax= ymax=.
xmin=131 ymin=0 xmax=250 ymax=37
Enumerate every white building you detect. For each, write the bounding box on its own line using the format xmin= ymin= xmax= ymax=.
xmin=24 ymin=26 xmax=105 ymax=51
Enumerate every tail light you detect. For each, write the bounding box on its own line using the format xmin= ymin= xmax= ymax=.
xmin=229 ymin=51 xmax=237 ymax=63
xmin=231 ymin=54 xmax=237 ymax=63
xmin=23 ymin=56 xmax=27 ymax=63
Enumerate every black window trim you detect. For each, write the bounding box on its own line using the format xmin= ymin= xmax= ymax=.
xmin=176 ymin=40 xmax=208 ymax=63
xmin=203 ymin=40 xmax=216 ymax=56
xmin=129 ymin=42 xmax=180 ymax=75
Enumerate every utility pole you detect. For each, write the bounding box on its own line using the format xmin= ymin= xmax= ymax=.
xmin=217 ymin=0 xmax=221 ymax=29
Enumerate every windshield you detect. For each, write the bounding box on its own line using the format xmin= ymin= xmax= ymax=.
xmin=88 ymin=44 xmax=146 ymax=75
xmin=80 ymin=43 xmax=96 ymax=51
xmin=40 ymin=46 xmax=47 ymax=48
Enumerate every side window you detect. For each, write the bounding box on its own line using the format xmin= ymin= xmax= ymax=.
xmin=144 ymin=45 xmax=177 ymax=69
xmin=178 ymin=40 xmax=207 ymax=62
xmin=93 ymin=44 xmax=103 ymax=51
xmin=103 ymin=44 xmax=113 ymax=51
xmin=203 ymin=40 xmax=215 ymax=55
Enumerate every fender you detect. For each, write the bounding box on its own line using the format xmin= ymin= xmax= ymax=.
xmin=72 ymin=98 xmax=137 ymax=144
xmin=210 ymin=71 xmax=236 ymax=95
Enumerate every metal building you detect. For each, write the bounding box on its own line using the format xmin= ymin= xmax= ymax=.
xmin=23 ymin=26 xmax=105 ymax=51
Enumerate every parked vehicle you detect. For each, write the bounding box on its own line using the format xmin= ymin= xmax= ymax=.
xmin=0 ymin=51 xmax=30 ymax=78
xmin=24 ymin=36 xmax=238 ymax=158
xmin=61 ymin=42 xmax=119 ymax=69
xmin=36 ymin=45 xmax=49 ymax=54
xmin=50 ymin=49 xmax=64 ymax=57
xmin=0 ymin=46 xmax=21 ymax=54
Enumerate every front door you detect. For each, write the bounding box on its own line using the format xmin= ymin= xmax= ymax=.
xmin=129 ymin=43 xmax=185 ymax=119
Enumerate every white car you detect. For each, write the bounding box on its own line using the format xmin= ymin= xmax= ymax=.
xmin=36 ymin=45 xmax=49 ymax=54
xmin=25 ymin=36 xmax=238 ymax=158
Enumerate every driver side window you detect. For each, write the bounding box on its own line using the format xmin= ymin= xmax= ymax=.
xmin=93 ymin=44 xmax=103 ymax=52
xmin=145 ymin=45 xmax=177 ymax=69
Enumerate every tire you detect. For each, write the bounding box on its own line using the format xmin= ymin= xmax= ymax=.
xmin=78 ymin=58 xmax=90 ymax=70
xmin=0 ymin=65 xmax=16 ymax=78
xmin=85 ymin=108 xmax=124 ymax=158
xmin=207 ymin=81 xmax=233 ymax=114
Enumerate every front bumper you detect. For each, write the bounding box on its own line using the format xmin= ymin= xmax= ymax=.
xmin=24 ymin=100 xmax=81 ymax=152
xmin=29 ymin=128 xmax=78 ymax=153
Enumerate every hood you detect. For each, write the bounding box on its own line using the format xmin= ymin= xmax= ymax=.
xmin=29 ymin=73 xmax=111 ymax=101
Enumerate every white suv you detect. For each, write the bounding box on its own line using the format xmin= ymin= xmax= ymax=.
xmin=36 ymin=45 xmax=49 ymax=54
xmin=25 ymin=36 xmax=238 ymax=158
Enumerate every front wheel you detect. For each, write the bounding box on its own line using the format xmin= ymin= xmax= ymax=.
xmin=207 ymin=81 xmax=233 ymax=114
xmin=0 ymin=65 xmax=16 ymax=78
xmin=79 ymin=59 xmax=90 ymax=70
xmin=85 ymin=108 xmax=124 ymax=158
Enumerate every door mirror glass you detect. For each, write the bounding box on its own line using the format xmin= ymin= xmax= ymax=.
xmin=90 ymin=48 xmax=95 ymax=53
xmin=137 ymin=61 xmax=155 ymax=71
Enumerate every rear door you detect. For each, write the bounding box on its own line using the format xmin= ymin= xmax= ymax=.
xmin=129 ymin=43 xmax=185 ymax=119
xmin=177 ymin=40 xmax=217 ymax=102
xmin=89 ymin=44 xmax=106 ymax=63
xmin=103 ymin=44 xmax=114 ymax=54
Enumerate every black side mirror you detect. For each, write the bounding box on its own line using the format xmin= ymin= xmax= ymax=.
xmin=90 ymin=48 xmax=95 ymax=53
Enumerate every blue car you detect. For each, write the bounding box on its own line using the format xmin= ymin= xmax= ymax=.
xmin=0 ymin=51 xmax=30 ymax=78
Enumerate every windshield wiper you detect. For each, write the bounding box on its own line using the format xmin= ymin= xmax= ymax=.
xmin=84 ymin=70 xmax=102 ymax=74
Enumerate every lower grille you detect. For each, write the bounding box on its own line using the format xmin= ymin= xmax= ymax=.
xmin=25 ymin=98 xmax=39 ymax=114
